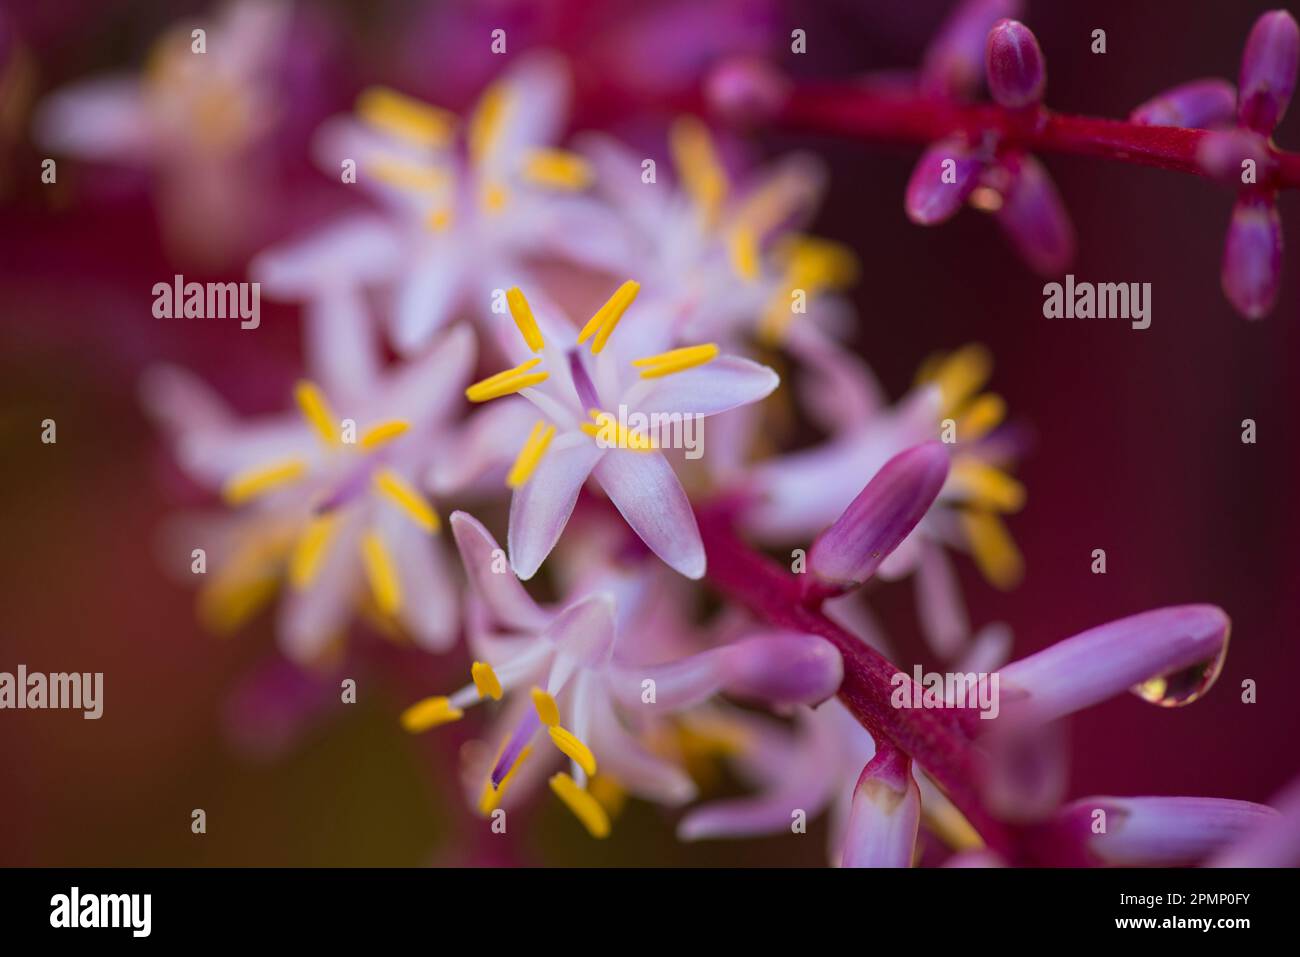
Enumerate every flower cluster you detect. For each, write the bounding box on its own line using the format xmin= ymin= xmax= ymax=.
xmin=37 ymin=0 xmax=1299 ymax=865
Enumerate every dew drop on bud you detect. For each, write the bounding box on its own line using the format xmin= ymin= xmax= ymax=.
xmin=1130 ymin=628 xmax=1230 ymax=707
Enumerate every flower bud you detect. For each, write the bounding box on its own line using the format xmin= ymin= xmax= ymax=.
xmin=905 ymin=137 xmax=983 ymax=225
xmin=1130 ymin=78 xmax=1237 ymax=129
xmin=985 ymin=18 xmax=1045 ymax=108
xmin=1221 ymin=194 xmax=1283 ymax=320
xmin=1238 ymin=10 xmax=1299 ymax=134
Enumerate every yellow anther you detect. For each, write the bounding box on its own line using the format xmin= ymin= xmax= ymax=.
xmin=576 ymin=280 xmax=640 ymax=354
xmin=479 ymin=745 xmax=531 ymax=814
xmin=580 ymin=409 xmax=655 ymax=451
xmin=482 ymin=182 xmax=509 ymax=213
xmin=950 ymin=460 xmax=1026 ymax=513
xmin=223 ymin=458 xmax=307 ymax=505
xmin=780 ymin=235 xmax=859 ymax=291
xmin=369 ymin=159 xmax=448 ymax=192
xmin=956 ymin=393 xmax=1007 ymax=441
xmin=961 ymin=510 xmax=1024 ymax=591
xmin=360 ymin=529 xmax=402 ymax=615
xmin=506 ymin=287 xmax=545 ymax=352
xmin=294 ymin=381 xmax=338 ymax=445
xmin=506 ymin=421 xmax=556 ymax=488
xmin=196 ymin=525 xmax=294 ymax=633
xmin=360 ymin=420 xmax=411 ymax=450
xmin=471 ymin=661 xmax=503 ymax=700
xmin=521 ymin=148 xmax=593 ymax=190
xmin=531 ymin=687 xmax=560 ymax=727
xmin=587 ymin=775 xmax=627 ymax=818
xmin=549 ymin=772 xmax=611 ymax=839
xmin=400 ymin=696 xmax=464 ymax=732
xmin=356 ymin=86 xmax=456 ymax=147
xmin=549 ymin=725 xmax=597 ymax=777
xmin=289 ymin=514 xmax=338 ymax=589
xmin=372 ymin=468 xmax=441 ymax=532
xmin=632 ymin=343 xmax=720 ymax=379
xmin=468 ymin=80 xmax=509 ymax=163
xmin=669 ymin=115 xmax=726 ymax=223
xmin=729 ymin=228 xmax=760 ymax=281
xmin=426 ymin=207 xmax=453 ymax=232
xmin=920 ymin=344 xmax=993 ymax=415
xmin=465 ymin=360 xmax=549 ymax=402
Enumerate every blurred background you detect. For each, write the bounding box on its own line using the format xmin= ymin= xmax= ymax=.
xmin=1 ymin=0 xmax=1297 ymax=866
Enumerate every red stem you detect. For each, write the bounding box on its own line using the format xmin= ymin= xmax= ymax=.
xmin=696 ymin=506 xmax=1015 ymax=858
xmin=772 ymin=82 xmax=1300 ymax=189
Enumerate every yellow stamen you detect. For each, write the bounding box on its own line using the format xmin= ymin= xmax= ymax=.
xmin=198 ymin=574 xmax=279 ymax=635
xmin=549 ymin=773 xmax=611 ymax=838
xmin=921 ymin=791 xmax=985 ymax=852
xmin=360 ymin=529 xmax=402 ymax=615
xmin=196 ymin=525 xmax=294 ymax=633
xmin=372 ymin=468 xmax=440 ymax=532
xmin=729 ymin=228 xmax=760 ymax=281
xmin=580 ymin=409 xmax=655 ymax=451
xmin=920 ymin=344 xmax=993 ymax=415
xmin=549 ymin=726 xmax=598 ymax=777
xmin=961 ymin=510 xmax=1024 ymax=590
xmin=506 ymin=421 xmax=556 ymax=488
xmin=956 ymin=393 xmax=1007 ymax=441
xmin=471 ymin=661 xmax=503 ymax=700
xmin=465 ymin=360 xmax=549 ymax=402
xmin=223 ymin=458 xmax=307 ymax=505
xmin=289 ymin=514 xmax=338 ymax=589
xmin=479 ymin=745 xmax=531 ymax=814
xmin=587 ymin=775 xmax=627 ymax=817
xmin=669 ymin=115 xmax=727 ymax=223
xmin=294 ymin=381 xmax=338 ymax=446
xmin=356 ymin=86 xmax=455 ymax=147
xmin=369 ymin=159 xmax=448 ymax=192
xmin=781 ymin=235 xmax=859 ymax=290
xmin=359 ymin=420 xmax=410 ymax=450
xmin=632 ymin=343 xmax=720 ymax=379
xmin=506 ymin=287 xmax=545 ymax=352
xmin=951 ymin=460 xmax=1026 ymax=513
xmin=482 ymin=182 xmax=509 ymax=213
xmin=521 ymin=148 xmax=593 ymax=190
xmin=426 ymin=207 xmax=453 ymax=232
xmin=531 ymin=687 xmax=560 ymax=727
xmin=400 ymin=695 xmax=463 ymax=732
xmin=576 ymin=280 xmax=640 ymax=354
xmin=468 ymin=80 xmax=509 ymax=163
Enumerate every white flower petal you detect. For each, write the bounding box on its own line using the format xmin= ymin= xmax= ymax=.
xmin=593 ymin=449 xmax=704 ymax=579
xmin=507 ymin=435 xmax=604 ymax=580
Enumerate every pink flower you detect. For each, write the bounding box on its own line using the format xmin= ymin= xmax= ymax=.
xmin=463 ymin=282 xmax=779 ymax=580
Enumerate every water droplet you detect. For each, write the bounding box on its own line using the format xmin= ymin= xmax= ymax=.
xmin=1130 ymin=625 xmax=1230 ymax=707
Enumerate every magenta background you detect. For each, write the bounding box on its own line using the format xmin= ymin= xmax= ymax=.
xmin=1 ymin=0 xmax=1297 ymax=865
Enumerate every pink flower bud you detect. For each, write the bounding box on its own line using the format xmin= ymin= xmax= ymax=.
xmin=1130 ymin=78 xmax=1238 ymax=129
xmin=841 ymin=747 xmax=921 ymax=868
xmin=985 ymin=18 xmax=1045 ymax=109
xmin=1221 ymin=194 xmax=1283 ymax=320
xmin=989 ymin=152 xmax=1075 ymax=276
xmin=905 ymin=136 xmax=984 ymax=225
xmin=809 ymin=442 xmax=950 ymax=589
xmin=1238 ymin=10 xmax=1300 ymax=134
